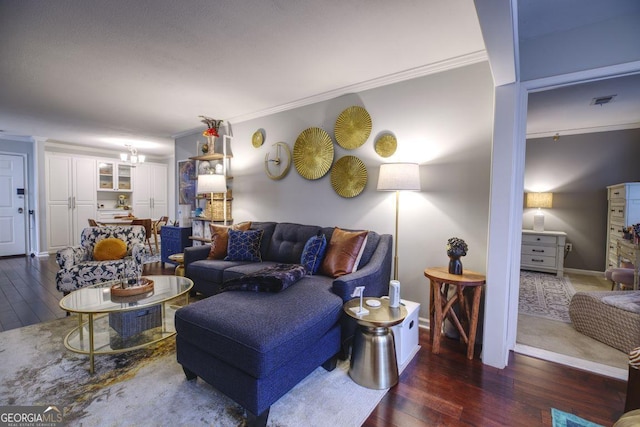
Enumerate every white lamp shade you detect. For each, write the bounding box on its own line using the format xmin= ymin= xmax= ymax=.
xmin=526 ymin=192 xmax=553 ymax=209
xmin=377 ymin=163 xmax=421 ymax=191
xmin=197 ymin=174 xmax=226 ymax=194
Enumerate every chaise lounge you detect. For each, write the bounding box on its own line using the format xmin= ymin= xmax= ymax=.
xmin=175 ymin=221 xmax=392 ymax=426
xmin=569 ymin=290 xmax=640 ymax=353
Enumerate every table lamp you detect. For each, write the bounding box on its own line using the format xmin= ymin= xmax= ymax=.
xmin=526 ymin=192 xmax=553 ymax=232
xmin=197 ymin=173 xmax=228 ymax=225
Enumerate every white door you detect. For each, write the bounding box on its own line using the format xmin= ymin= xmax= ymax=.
xmin=72 ymin=157 xmax=96 ymax=245
xmin=150 ymin=164 xmax=168 ymax=218
xmin=46 ymin=155 xmax=73 ymax=250
xmin=0 ymin=154 xmax=27 ymax=256
xmin=132 ymin=163 xmax=152 ymax=218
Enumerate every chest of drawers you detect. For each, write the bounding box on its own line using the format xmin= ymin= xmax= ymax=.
xmin=606 ymin=183 xmax=640 ymax=269
xmin=521 ymin=230 xmax=567 ymax=277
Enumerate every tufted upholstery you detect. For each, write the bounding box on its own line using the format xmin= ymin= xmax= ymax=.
xmin=55 ymin=226 xmax=147 ymax=293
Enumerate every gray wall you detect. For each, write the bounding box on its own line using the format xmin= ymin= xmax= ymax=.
xmin=524 ymin=128 xmax=640 ymax=271
xmin=520 ymin=9 xmax=640 ymax=81
xmin=175 ymin=62 xmax=495 ymax=317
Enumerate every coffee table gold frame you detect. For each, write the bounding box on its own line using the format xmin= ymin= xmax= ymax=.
xmin=59 ymin=275 xmax=193 ymax=373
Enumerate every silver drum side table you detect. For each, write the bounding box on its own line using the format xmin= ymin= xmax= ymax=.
xmin=343 ymin=297 xmax=407 ymax=389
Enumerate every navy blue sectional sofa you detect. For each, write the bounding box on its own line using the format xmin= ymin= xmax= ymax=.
xmin=175 ymin=221 xmax=392 ymax=427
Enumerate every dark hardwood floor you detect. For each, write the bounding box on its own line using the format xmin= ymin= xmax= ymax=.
xmin=0 ymin=255 xmax=628 ymax=426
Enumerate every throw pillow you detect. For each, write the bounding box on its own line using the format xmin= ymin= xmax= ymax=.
xmin=220 ymin=264 xmax=307 ymax=293
xmin=93 ymin=238 xmax=127 ymax=261
xmin=300 ymin=233 xmax=327 ymax=275
xmin=352 ymin=235 xmax=368 ymax=273
xmin=225 ymin=229 xmax=264 ymax=262
xmin=319 ymin=227 xmax=368 ymax=278
xmin=207 ymin=221 xmax=251 ymax=259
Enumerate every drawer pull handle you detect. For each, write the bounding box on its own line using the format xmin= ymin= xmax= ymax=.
xmin=618 ymin=209 xmax=624 ymax=213
xmin=614 ymin=191 xmax=620 ymax=195
xmin=536 ymin=237 xmax=541 ymax=241
xmin=532 ymin=259 xmax=544 ymax=263
xmin=532 ymin=249 xmax=545 ymax=253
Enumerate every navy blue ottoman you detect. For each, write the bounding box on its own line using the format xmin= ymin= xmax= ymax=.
xmin=175 ymin=278 xmax=343 ymax=427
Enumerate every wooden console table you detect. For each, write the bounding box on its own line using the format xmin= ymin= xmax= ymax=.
xmin=424 ymin=267 xmax=486 ymax=359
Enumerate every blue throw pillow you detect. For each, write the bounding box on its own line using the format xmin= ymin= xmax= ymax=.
xmin=300 ymin=233 xmax=327 ymax=275
xmin=225 ymin=229 xmax=264 ymax=262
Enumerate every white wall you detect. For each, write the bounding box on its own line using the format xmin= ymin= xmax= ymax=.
xmin=175 ymin=62 xmax=495 ymax=320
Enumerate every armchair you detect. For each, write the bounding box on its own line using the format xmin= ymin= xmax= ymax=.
xmin=55 ymin=225 xmax=147 ymax=294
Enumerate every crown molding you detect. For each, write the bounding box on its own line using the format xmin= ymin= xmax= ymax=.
xmin=527 ymin=122 xmax=640 ymax=139
xmin=227 ymin=51 xmax=488 ymax=124
xmin=171 ymin=50 xmax=489 ymax=139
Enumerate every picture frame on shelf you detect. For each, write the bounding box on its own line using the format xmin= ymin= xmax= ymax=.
xmin=178 ymin=159 xmax=197 ymax=209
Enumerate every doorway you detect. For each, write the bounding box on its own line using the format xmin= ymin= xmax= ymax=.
xmin=0 ymin=154 xmax=28 ymax=256
xmin=514 ymin=72 xmax=640 ymax=378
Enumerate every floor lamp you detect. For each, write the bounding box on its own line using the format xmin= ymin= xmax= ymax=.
xmin=197 ymin=173 xmax=228 ymax=225
xmin=377 ymin=163 xmax=421 ymax=280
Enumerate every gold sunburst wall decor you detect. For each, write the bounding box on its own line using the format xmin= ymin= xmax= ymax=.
xmin=374 ymin=133 xmax=397 ymax=158
xmin=334 ymin=106 xmax=372 ymax=150
xmin=331 ymin=155 xmax=368 ymax=198
xmin=293 ymin=127 xmax=334 ymax=180
xmin=252 ymin=129 xmax=265 ymax=148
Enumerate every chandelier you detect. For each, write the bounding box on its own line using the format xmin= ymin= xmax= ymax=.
xmin=120 ymin=144 xmax=145 ymax=164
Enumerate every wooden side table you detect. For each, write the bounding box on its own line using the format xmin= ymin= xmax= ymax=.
xmin=424 ymin=266 xmax=486 ymax=359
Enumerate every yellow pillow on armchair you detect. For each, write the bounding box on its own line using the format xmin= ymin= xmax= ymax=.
xmin=93 ymin=238 xmax=127 ymax=261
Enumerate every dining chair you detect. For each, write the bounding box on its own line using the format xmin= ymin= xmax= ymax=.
xmin=131 ymin=218 xmax=154 ymax=254
xmin=152 ymin=216 xmax=169 ymax=253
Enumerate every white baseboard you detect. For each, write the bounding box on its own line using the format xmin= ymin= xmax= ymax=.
xmin=564 ymin=267 xmax=604 ymax=276
xmin=514 ymin=343 xmax=627 ymax=380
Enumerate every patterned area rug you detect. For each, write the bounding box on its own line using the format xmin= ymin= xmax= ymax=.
xmin=551 ymin=408 xmax=604 ymax=427
xmin=519 ymin=271 xmax=576 ymax=323
xmin=0 ymin=317 xmax=386 ymax=426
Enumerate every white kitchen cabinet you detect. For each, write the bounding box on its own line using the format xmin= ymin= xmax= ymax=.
xmin=97 ymin=161 xmax=133 ymax=192
xmin=132 ymin=162 xmax=168 ymax=219
xmin=605 ymin=183 xmax=640 ymax=269
xmin=46 ymin=153 xmax=96 ymax=250
xmin=521 ymin=230 xmax=567 ymax=277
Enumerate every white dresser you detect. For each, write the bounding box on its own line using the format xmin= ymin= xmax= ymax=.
xmin=606 ymin=183 xmax=640 ymax=269
xmin=521 ymin=230 xmax=567 ymax=277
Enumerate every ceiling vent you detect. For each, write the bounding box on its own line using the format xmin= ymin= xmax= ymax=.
xmin=591 ymin=95 xmax=617 ymax=106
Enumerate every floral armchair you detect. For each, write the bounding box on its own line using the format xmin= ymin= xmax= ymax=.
xmin=55 ymin=225 xmax=147 ymax=294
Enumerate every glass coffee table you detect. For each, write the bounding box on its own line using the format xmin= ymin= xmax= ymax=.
xmin=59 ymin=275 xmax=193 ymax=373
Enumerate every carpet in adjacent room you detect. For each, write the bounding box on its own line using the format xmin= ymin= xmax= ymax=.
xmin=519 ymin=271 xmax=576 ymax=322
xmin=0 ymin=316 xmax=386 ymax=426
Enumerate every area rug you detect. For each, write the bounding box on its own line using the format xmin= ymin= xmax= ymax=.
xmin=551 ymin=408 xmax=604 ymax=427
xmin=519 ymin=271 xmax=576 ymax=323
xmin=0 ymin=317 xmax=386 ymax=426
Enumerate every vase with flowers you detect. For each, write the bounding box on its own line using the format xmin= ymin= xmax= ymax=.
xmin=446 ymin=237 xmax=468 ymax=275
xmin=199 ymin=116 xmax=224 ymax=155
